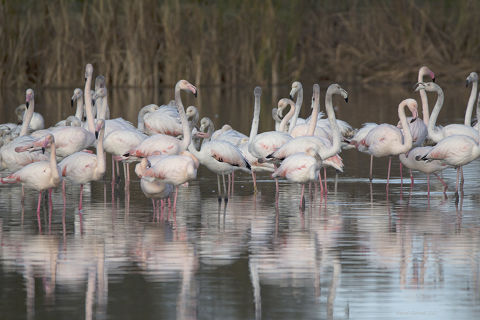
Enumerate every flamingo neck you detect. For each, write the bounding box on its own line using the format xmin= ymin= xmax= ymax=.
xmin=476 ymin=92 xmax=480 ymax=127
xmin=175 ymin=85 xmax=191 ymax=151
xmin=249 ymin=94 xmax=261 ymax=143
xmin=98 ymin=95 xmax=109 ymax=120
xmin=418 ymin=72 xmax=430 ymax=126
xmin=319 ymin=88 xmax=341 ymax=160
xmin=20 ymin=99 xmax=35 ymax=137
xmin=289 ymin=86 xmax=303 ymax=134
xmin=74 ymin=96 xmax=84 ymax=121
xmin=307 ymin=93 xmax=320 ymax=136
xmin=49 ymin=142 xmax=60 ymax=182
xmin=465 ymin=80 xmax=478 ymax=126
xmin=84 ymin=76 xmax=96 ymax=134
xmin=95 ymin=128 xmax=106 ymax=179
xmin=427 ymin=87 xmax=445 ymax=143
xmin=397 ymin=101 xmax=413 ymax=153
xmin=279 ymin=102 xmax=296 ymax=133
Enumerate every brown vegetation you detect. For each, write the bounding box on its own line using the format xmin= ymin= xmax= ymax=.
xmin=0 ymin=0 xmax=479 ymax=88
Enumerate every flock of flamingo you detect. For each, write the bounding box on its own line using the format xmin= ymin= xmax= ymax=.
xmin=0 ymin=64 xmax=479 ymax=216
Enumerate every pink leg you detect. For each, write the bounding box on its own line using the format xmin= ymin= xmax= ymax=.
xmin=152 ymin=199 xmax=156 ymax=212
xmin=399 ymin=162 xmax=403 ymax=190
xmin=126 ymin=163 xmax=131 ymax=188
xmin=318 ymin=170 xmax=325 ymax=195
xmin=21 ymin=185 xmax=25 ymax=204
xmin=112 ymin=157 xmax=116 ymax=184
xmin=37 ymin=192 xmax=42 ymax=233
xmin=434 ymin=172 xmax=448 ymax=194
xmin=369 ymin=155 xmax=374 ymax=181
xmin=79 ymin=184 xmax=84 ymax=211
xmin=427 ymin=174 xmax=430 ymax=198
xmin=323 ymin=168 xmax=328 ymax=193
xmin=410 ymin=169 xmax=414 ymax=186
xmin=299 ymin=184 xmax=305 ymax=208
xmin=168 ymin=197 xmax=171 ymax=208
xmin=115 ymin=160 xmax=120 ymax=179
xmin=460 ymin=166 xmax=464 ymax=193
xmin=173 ymin=187 xmax=178 ymax=212
xmin=227 ymin=173 xmax=231 ymax=198
xmin=386 ymin=156 xmax=392 ymax=191
xmin=231 ymin=171 xmax=235 ymax=194
xmin=252 ymin=171 xmax=257 ymax=193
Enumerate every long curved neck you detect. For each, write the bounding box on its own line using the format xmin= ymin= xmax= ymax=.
xmin=320 ymin=89 xmax=341 ymax=159
xmin=137 ymin=105 xmax=155 ymax=131
xmin=98 ymin=95 xmax=108 ymax=120
xmin=49 ymin=141 xmax=59 ymax=181
xmin=95 ymin=128 xmax=106 ymax=177
xmin=427 ymin=88 xmax=445 ymax=143
xmin=477 ymin=92 xmax=480 ymax=127
xmin=20 ymin=100 xmax=35 ymax=136
xmin=84 ymin=77 xmax=96 ymax=133
xmin=418 ymin=73 xmax=430 ymax=125
xmin=249 ymin=94 xmax=261 ymax=143
xmin=288 ymin=87 xmax=303 ymax=134
xmin=465 ymin=80 xmax=478 ymax=126
xmin=175 ymin=86 xmax=191 ymax=151
xmin=279 ymin=104 xmax=295 ymax=132
xmin=74 ymin=96 xmax=84 ymax=120
xmin=187 ymin=142 xmax=206 ymax=163
xmin=397 ymin=102 xmax=413 ymax=153
xmin=307 ymin=96 xmax=320 ymax=136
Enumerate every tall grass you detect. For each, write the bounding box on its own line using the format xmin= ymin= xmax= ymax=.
xmin=0 ymin=0 xmax=479 ymax=88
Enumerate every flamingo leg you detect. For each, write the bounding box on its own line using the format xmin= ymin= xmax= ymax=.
xmin=115 ymin=160 xmax=120 ymax=180
xmin=427 ymin=174 xmax=430 ymax=198
xmin=227 ymin=173 xmax=231 ymax=199
xmin=231 ymin=171 xmax=235 ymax=194
xmin=318 ymin=170 xmax=325 ymax=195
xmin=369 ymin=155 xmax=374 ymax=181
xmin=37 ymin=192 xmax=42 ymax=233
xmin=21 ymin=185 xmax=25 ymax=204
xmin=434 ymin=172 xmax=448 ymax=194
xmin=399 ymin=162 xmax=403 ymax=190
xmin=460 ymin=166 xmax=464 ymax=193
xmin=386 ymin=156 xmax=392 ymax=192
xmin=152 ymin=199 xmax=156 ymax=212
xmin=455 ymin=167 xmax=460 ymax=201
xmin=222 ymin=174 xmax=228 ymax=202
xmin=125 ymin=162 xmax=131 ymax=189
xmin=252 ymin=171 xmax=258 ymax=193
xmin=173 ymin=187 xmax=178 ymax=212
xmin=79 ymin=184 xmax=84 ymax=211
xmin=217 ymin=175 xmax=222 ymax=202
xmin=323 ymin=167 xmax=328 ymax=193
xmin=112 ymin=157 xmax=116 ymax=184
xmin=299 ymin=184 xmax=305 ymax=209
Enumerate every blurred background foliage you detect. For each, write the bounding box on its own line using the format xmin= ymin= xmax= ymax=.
xmin=0 ymin=0 xmax=479 ymax=88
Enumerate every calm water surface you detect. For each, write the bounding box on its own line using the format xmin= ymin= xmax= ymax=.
xmin=0 ymin=84 xmax=479 ymax=319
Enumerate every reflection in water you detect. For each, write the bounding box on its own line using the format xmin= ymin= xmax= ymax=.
xmin=1 ymin=85 xmax=480 ymax=319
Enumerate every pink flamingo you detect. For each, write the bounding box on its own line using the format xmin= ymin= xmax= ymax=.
xmin=135 ymin=158 xmax=174 ymax=212
xmin=1 ymin=134 xmax=61 ymax=222
xmin=124 ymin=80 xmax=197 ymax=159
xmin=360 ymin=98 xmax=418 ymax=192
xmin=268 ymin=84 xmax=348 ymax=194
xmin=272 ymin=147 xmax=322 ymax=209
xmin=139 ymin=151 xmax=199 ymax=211
xmin=58 ymin=120 xmax=106 ymax=211
xmin=399 ymin=146 xmax=449 ymax=197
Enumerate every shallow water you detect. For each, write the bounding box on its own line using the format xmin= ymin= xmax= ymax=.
xmin=1 ymin=84 xmax=480 ymax=319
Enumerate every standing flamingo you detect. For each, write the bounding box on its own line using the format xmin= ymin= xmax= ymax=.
xmin=135 ymin=158 xmax=174 ymax=212
xmin=272 ymin=148 xmax=322 ymax=208
xmin=464 ymin=72 xmax=478 ymax=127
xmin=58 ymin=120 xmax=106 ymax=211
xmin=124 ymin=80 xmax=197 ymax=159
xmin=361 ymin=99 xmax=418 ymax=192
xmin=1 ymin=134 xmax=60 ymax=221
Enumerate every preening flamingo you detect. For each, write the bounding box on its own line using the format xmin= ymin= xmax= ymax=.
xmin=272 ymin=147 xmax=322 ymax=208
xmin=361 ymin=98 xmax=418 ymax=191
xmin=124 ymin=80 xmax=197 ymax=159
xmin=15 ymin=103 xmax=44 ymax=132
xmin=58 ymin=120 xmax=106 ymax=210
xmin=135 ymin=158 xmax=174 ymax=212
xmin=1 ymin=134 xmax=60 ymax=221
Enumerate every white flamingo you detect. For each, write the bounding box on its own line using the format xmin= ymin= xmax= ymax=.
xmin=135 ymin=158 xmax=174 ymax=212
xmin=58 ymin=120 xmax=106 ymax=210
xmin=15 ymin=103 xmax=44 ymax=132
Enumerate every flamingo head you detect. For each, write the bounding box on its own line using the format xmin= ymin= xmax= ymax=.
xmin=25 ymin=88 xmax=34 ymax=107
xmin=71 ymin=88 xmax=83 ymax=107
xmin=323 ymin=154 xmax=344 ymax=172
xmin=327 ymin=84 xmax=348 ymax=103
xmin=419 ymin=66 xmax=435 ymax=83
xmin=414 ymin=81 xmax=441 ymax=95
xmin=277 ymin=98 xmax=294 ymax=117
xmin=186 ymin=106 xmax=198 ymax=119
xmin=95 ymin=75 xmax=106 ymax=90
xmin=199 ymin=117 xmax=212 ymax=133
xmin=466 ymin=72 xmax=478 ymax=88
xmin=135 ymin=158 xmax=151 ymax=178
xmin=289 ymin=81 xmax=302 ymax=100
xmin=254 ymin=86 xmax=262 ymax=97
xmin=95 ymin=119 xmax=105 ymax=139
xmin=177 ymin=80 xmax=198 ymax=98
xmin=93 ymin=87 xmax=107 ymax=101
xmin=85 ymin=64 xmax=93 ymax=82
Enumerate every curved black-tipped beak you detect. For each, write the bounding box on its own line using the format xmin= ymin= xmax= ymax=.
xmin=466 ymin=79 xmax=470 ymax=88
xmin=194 ymin=91 xmax=198 ymax=98
xmin=42 ymin=147 xmax=45 ymax=154
xmin=92 ymin=99 xmax=95 ymax=106
xmin=432 ymin=77 xmax=435 ymax=83
xmin=410 ymin=117 xmax=417 ymax=123
xmin=95 ymin=131 xmax=99 ymax=139
xmin=344 ymin=97 xmax=348 ymax=103
xmin=71 ymin=99 xmax=74 ymax=107
xmin=85 ymin=77 xmax=87 ymax=83
xmin=26 ymin=102 xmax=29 ymax=108
xmin=289 ymin=94 xmax=294 ymax=100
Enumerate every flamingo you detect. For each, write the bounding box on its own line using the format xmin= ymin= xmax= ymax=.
xmin=360 ymin=98 xmax=418 ymax=192
xmin=268 ymin=84 xmax=348 ymax=194
xmin=55 ymin=88 xmax=85 ymax=127
xmin=124 ymin=80 xmax=197 ymax=160
xmin=93 ymin=87 xmax=135 ymax=136
xmin=15 ymin=103 xmax=44 ymax=132
xmin=58 ymin=120 xmax=106 ymax=211
xmin=139 ymin=151 xmax=199 ymax=211
xmin=1 ymin=134 xmax=61 ymax=219
xmin=287 ymin=81 xmax=304 ymax=133
xmin=464 ymin=72 xmax=478 ymax=127
xmin=95 ymin=75 xmax=109 ymax=120
xmin=142 ymin=100 xmax=185 ymax=136
xmin=0 ymin=89 xmax=49 ymax=172
xmin=272 ymin=147 xmax=322 ymax=208
xmin=399 ymin=146 xmax=449 ymax=196
xmin=135 ymin=158 xmax=174 ymax=212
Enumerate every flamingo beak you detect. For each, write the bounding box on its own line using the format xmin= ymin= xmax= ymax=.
xmin=289 ymin=94 xmax=294 ymax=100
xmin=466 ymin=79 xmax=470 ymax=87
xmin=410 ymin=117 xmax=417 ymax=123
xmin=344 ymin=97 xmax=348 ymax=103
xmin=42 ymin=147 xmax=45 ymax=154
xmin=432 ymin=77 xmax=435 ymax=83
xmin=71 ymin=99 xmax=74 ymax=107
xmin=26 ymin=102 xmax=29 ymax=108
